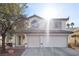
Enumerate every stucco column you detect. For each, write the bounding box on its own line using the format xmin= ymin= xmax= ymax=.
xmin=24 ymin=34 xmax=28 ymax=47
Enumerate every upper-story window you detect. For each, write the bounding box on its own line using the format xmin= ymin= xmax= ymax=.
xmin=54 ymin=21 xmax=62 ymax=29
xmin=31 ymin=20 xmax=37 ymax=24
xmin=31 ymin=20 xmax=39 ymax=28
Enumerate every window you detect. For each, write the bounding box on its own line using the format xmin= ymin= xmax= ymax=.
xmin=54 ymin=21 xmax=62 ymax=29
xmin=31 ymin=20 xmax=39 ymax=28
xmin=31 ymin=20 xmax=37 ymax=24
xmin=18 ymin=36 xmax=21 ymax=45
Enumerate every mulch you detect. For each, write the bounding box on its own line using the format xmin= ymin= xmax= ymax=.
xmin=0 ymin=47 xmax=25 ymax=56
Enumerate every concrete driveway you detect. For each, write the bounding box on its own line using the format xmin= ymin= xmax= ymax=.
xmin=22 ymin=47 xmax=79 ymax=56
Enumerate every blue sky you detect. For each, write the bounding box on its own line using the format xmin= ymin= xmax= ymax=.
xmin=25 ymin=3 xmax=79 ymax=27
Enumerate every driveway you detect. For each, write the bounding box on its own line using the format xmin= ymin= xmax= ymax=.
xmin=21 ymin=47 xmax=79 ymax=56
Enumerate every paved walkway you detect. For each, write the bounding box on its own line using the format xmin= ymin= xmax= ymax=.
xmin=22 ymin=47 xmax=79 ymax=56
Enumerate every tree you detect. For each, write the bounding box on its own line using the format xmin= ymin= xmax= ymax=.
xmin=0 ymin=3 xmax=27 ymax=53
xmin=71 ymin=22 xmax=74 ymax=28
xmin=67 ymin=23 xmax=70 ymax=28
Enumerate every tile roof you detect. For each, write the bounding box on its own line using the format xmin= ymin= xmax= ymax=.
xmin=28 ymin=15 xmax=69 ymax=20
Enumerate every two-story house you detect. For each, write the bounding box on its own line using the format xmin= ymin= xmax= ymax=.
xmin=26 ymin=15 xmax=72 ymax=47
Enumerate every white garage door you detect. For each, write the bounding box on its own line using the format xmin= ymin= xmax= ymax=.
xmin=27 ymin=35 xmax=40 ymax=47
xmin=27 ymin=35 xmax=47 ymax=47
xmin=49 ymin=35 xmax=67 ymax=47
xmin=27 ymin=35 xmax=68 ymax=47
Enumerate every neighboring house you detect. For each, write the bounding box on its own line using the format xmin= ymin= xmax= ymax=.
xmin=68 ymin=28 xmax=79 ymax=47
xmin=26 ymin=15 xmax=72 ymax=47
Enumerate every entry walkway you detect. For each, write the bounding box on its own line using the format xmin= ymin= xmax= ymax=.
xmin=22 ymin=47 xmax=79 ymax=56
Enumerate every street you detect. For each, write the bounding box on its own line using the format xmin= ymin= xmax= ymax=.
xmin=22 ymin=47 xmax=79 ymax=56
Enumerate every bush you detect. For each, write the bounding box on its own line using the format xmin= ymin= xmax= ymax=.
xmin=6 ymin=43 xmax=13 ymax=47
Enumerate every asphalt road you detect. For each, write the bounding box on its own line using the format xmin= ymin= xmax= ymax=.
xmin=22 ymin=47 xmax=79 ymax=56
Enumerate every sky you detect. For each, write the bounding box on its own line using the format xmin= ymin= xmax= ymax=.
xmin=25 ymin=3 xmax=79 ymax=27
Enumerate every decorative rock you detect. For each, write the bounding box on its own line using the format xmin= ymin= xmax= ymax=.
xmin=8 ymin=49 xmax=15 ymax=54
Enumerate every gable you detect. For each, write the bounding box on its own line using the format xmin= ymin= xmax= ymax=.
xmin=28 ymin=15 xmax=44 ymax=24
xmin=27 ymin=15 xmax=46 ymax=30
xmin=28 ymin=15 xmax=44 ymax=20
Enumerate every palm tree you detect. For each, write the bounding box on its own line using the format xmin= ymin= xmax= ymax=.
xmin=67 ymin=23 xmax=70 ymax=28
xmin=71 ymin=22 xmax=74 ymax=28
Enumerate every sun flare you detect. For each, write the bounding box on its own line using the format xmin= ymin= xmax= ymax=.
xmin=41 ymin=6 xmax=58 ymax=20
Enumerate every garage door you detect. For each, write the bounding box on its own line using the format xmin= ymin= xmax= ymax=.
xmin=49 ymin=35 xmax=67 ymax=47
xmin=27 ymin=35 xmax=40 ymax=47
xmin=27 ymin=35 xmax=68 ymax=47
xmin=27 ymin=35 xmax=47 ymax=47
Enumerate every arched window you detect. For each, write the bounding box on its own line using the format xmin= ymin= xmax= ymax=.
xmin=31 ymin=20 xmax=39 ymax=28
xmin=31 ymin=20 xmax=37 ymax=24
